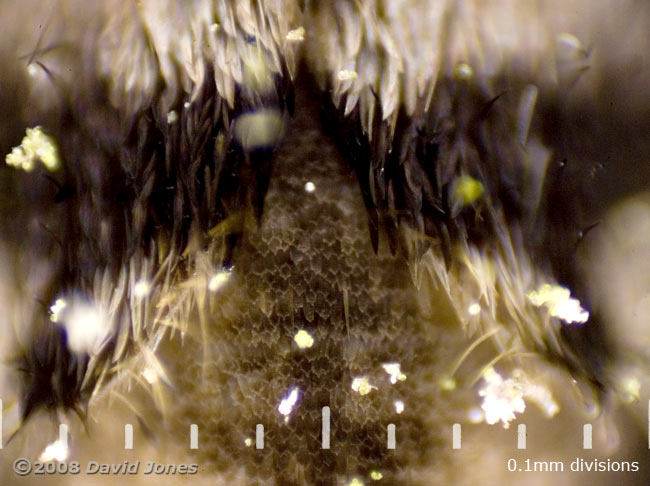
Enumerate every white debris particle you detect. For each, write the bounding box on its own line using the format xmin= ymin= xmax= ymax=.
xmin=351 ymin=376 xmax=376 ymax=395
xmin=348 ymin=478 xmax=364 ymax=486
xmin=39 ymin=439 xmax=68 ymax=462
xmin=304 ymin=181 xmax=316 ymax=193
xmin=244 ymin=438 xmax=253 ymax=447
xmin=167 ymin=110 xmax=178 ymax=124
xmin=286 ymin=27 xmax=305 ymax=42
xmin=278 ymin=387 xmax=300 ymax=423
xmin=210 ymin=23 xmax=219 ymax=34
xmin=478 ymin=367 xmax=526 ymax=428
xmin=468 ymin=303 xmax=481 ymax=316
xmin=52 ymin=296 xmax=113 ymax=355
xmin=382 ymin=363 xmax=406 ymax=384
xmin=370 ymin=470 xmax=383 ymax=480
xmin=6 ymin=126 xmax=60 ymax=172
xmin=394 ymin=400 xmax=405 ymax=414
xmin=208 ymin=269 xmax=232 ymax=292
xmin=133 ymin=279 xmax=151 ymax=299
xmin=294 ymin=330 xmax=314 ymax=349
xmin=27 ymin=63 xmax=39 ymax=77
xmin=512 ymin=369 xmax=559 ymax=418
xmin=478 ymin=367 xmax=559 ymax=428
xmin=527 ymin=283 xmax=589 ymax=324
xmin=49 ymin=298 xmax=68 ymax=323
xmin=337 ymin=69 xmax=358 ymax=81
xmin=183 ymin=101 xmax=191 ymax=109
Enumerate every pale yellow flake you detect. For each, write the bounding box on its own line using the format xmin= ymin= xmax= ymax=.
xmin=294 ymin=330 xmax=314 ymax=349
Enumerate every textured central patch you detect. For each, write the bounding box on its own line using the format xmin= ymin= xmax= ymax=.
xmin=161 ymin=82 xmax=469 ymax=485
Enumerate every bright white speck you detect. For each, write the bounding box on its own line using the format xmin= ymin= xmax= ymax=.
xmin=184 ymin=102 xmax=191 ymax=109
xmin=294 ymin=330 xmax=314 ymax=349
xmin=208 ymin=269 xmax=232 ymax=292
xmin=348 ymin=479 xmax=364 ymax=486
xmin=210 ymin=23 xmax=219 ymax=34
xmin=527 ymin=284 xmax=589 ymax=324
xmin=338 ymin=70 xmax=358 ymax=81
xmin=304 ymin=181 xmax=316 ymax=193
xmin=142 ymin=366 xmax=159 ymax=384
xmin=620 ymin=376 xmax=641 ymax=402
xmin=53 ymin=297 xmax=112 ymax=355
xmin=286 ymin=27 xmax=305 ymax=42
xmin=39 ymin=439 xmax=68 ymax=462
xmin=278 ymin=387 xmax=300 ymax=423
xmin=454 ymin=63 xmax=473 ymax=80
xmin=133 ymin=280 xmax=151 ymax=299
xmin=394 ymin=400 xmax=405 ymax=414
xmin=244 ymin=438 xmax=253 ymax=447
xmin=167 ymin=110 xmax=178 ymax=125
xmin=468 ymin=303 xmax=481 ymax=316
xmin=27 ymin=63 xmax=39 ymax=77
xmin=351 ymin=376 xmax=376 ymax=395
xmin=382 ymin=363 xmax=406 ymax=384
xmin=370 ymin=470 xmax=383 ymax=481
xmin=50 ymin=298 xmax=68 ymax=323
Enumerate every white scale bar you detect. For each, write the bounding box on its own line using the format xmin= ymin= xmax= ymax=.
xmin=387 ymin=424 xmax=396 ymax=450
xmin=517 ymin=424 xmax=526 ymax=449
xmin=190 ymin=424 xmax=198 ymax=449
xmin=125 ymin=424 xmax=133 ymax=450
xmin=59 ymin=424 xmax=69 ymax=449
xmin=2 ymin=404 xmax=638 ymax=453
xmin=583 ymin=424 xmax=592 ymax=449
xmin=322 ymin=407 xmax=330 ymax=449
xmin=256 ymin=424 xmax=264 ymax=450
xmin=452 ymin=423 xmax=461 ymax=449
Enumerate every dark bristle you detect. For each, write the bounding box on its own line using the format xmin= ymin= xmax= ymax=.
xmin=17 ymin=324 xmax=88 ymax=422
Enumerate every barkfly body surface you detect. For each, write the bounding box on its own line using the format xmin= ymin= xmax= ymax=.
xmin=1 ymin=1 xmax=650 ymax=485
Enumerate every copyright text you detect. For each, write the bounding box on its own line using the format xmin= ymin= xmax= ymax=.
xmin=13 ymin=459 xmax=199 ymax=476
